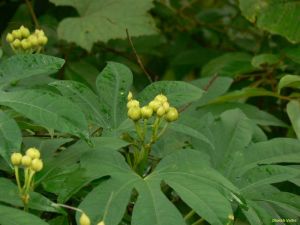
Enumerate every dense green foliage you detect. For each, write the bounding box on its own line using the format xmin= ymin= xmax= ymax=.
xmin=0 ymin=0 xmax=300 ymax=225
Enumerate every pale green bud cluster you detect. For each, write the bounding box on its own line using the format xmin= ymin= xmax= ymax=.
xmin=11 ymin=147 xmax=43 ymax=172
xmin=6 ymin=25 xmax=48 ymax=54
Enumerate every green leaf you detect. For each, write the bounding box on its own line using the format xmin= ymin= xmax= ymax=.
xmin=251 ymin=54 xmax=280 ymax=69
xmin=0 ymin=90 xmax=89 ymax=139
xmin=287 ymin=100 xmax=300 ymax=139
xmin=0 ymin=54 xmax=64 ymax=86
xmin=96 ymin=62 xmax=133 ymax=128
xmin=49 ymin=0 xmax=157 ymax=51
xmin=0 ymin=110 xmax=22 ymax=165
xmin=201 ymin=53 xmax=255 ymax=77
xmin=239 ymin=0 xmax=300 ymax=43
xmin=50 ymin=80 xmax=109 ymax=127
xmin=284 ymin=46 xmax=300 ymax=64
xmin=138 ymin=81 xmax=204 ymax=107
xmin=0 ymin=205 xmax=49 ymax=225
xmin=278 ymin=74 xmax=300 ymax=94
xmin=0 ymin=178 xmax=63 ymax=213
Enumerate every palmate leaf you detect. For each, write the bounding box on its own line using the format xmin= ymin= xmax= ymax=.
xmin=0 ymin=90 xmax=89 ymax=139
xmin=239 ymin=0 xmax=300 ymax=43
xmin=0 ymin=54 xmax=64 ymax=86
xmin=0 ymin=110 xmax=22 ymax=165
xmin=49 ymin=0 xmax=157 ymax=51
xmin=0 ymin=205 xmax=49 ymax=225
xmin=77 ymin=149 xmax=238 ymax=225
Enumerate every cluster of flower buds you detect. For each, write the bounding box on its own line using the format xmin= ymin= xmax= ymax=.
xmin=11 ymin=147 xmax=43 ymax=172
xmin=127 ymin=92 xmax=179 ymax=122
xmin=79 ymin=212 xmax=105 ymax=225
xmin=6 ymin=25 xmax=48 ymax=53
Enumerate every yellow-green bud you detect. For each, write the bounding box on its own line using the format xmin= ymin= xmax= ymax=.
xmin=155 ymin=94 xmax=168 ymax=103
xmin=228 ymin=214 xmax=234 ymax=221
xmin=28 ymin=35 xmax=38 ymax=46
xmin=162 ymin=101 xmax=170 ymax=111
xmin=165 ymin=107 xmax=179 ymax=122
xmin=148 ymin=100 xmax=161 ymax=112
xmin=156 ymin=106 xmax=166 ymax=117
xmin=21 ymin=155 xmax=32 ymax=167
xmin=141 ymin=106 xmax=153 ymax=119
xmin=31 ymin=159 xmax=43 ymax=172
xmin=37 ymin=35 xmax=48 ymax=45
xmin=26 ymin=147 xmax=40 ymax=159
xmin=11 ymin=153 xmax=23 ymax=166
xmin=127 ymin=99 xmax=140 ymax=109
xmin=128 ymin=107 xmax=141 ymax=121
xmin=127 ymin=91 xmax=133 ymax=101
xmin=97 ymin=222 xmax=105 ymax=225
xmin=79 ymin=213 xmax=91 ymax=225
xmin=12 ymin=39 xmax=21 ymax=48
xmin=12 ymin=29 xmax=22 ymax=39
xmin=20 ymin=26 xmax=30 ymax=38
xmin=6 ymin=33 xmax=14 ymax=43
xmin=35 ymin=29 xmax=45 ymax=37
xmin=21 ymin=39 xmax=31 ymax=49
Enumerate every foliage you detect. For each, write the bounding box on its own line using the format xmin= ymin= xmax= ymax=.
xmin=0 ymin=0 xmax=300 ymax=225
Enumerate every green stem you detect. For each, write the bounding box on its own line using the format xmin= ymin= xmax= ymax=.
xmin=14 ymin=166 xmax=22 ymax=193
xmin=156 ymin=123 xmax=168 ymax=139
xmin=52 ymin=203 xmax=83 ymax=213
xmin=151 ymin=117 xmax=161 ymax=143
xmin=191 ymin=218 xmax=205 ymax=225
xmin=184 ymin=210 xmax=195 ymax=221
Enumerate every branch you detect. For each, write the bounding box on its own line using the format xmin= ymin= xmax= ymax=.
xmin=24 ymin=0 xmax=40 ymax=28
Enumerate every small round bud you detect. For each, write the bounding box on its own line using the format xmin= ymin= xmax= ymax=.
xmin=128 ymin=107 xmax=141 ymax=121
xmin=127 ymin=91 xmax=133 ymax=101
xmin=6 ymin=33 xmax=14 ymax=43
xmin=37 ymin=35 xmax=48 ymax=45
xmin=165 ymin=107 xmax=179 ymax=122
xmin=148 ymin=100 xmax=161 ymax=112
xmin=12 ymin=39 xmax=21 ymax=48
xmin=79 ymin=213 xmax=91 ymax=225
xmin=20 ymin=26 xmax=30 ymax=38
xmin=26 ymin=147 xmax=40 ymax=159
xmin=228 ymin=214 xmax=234 ymax=221
xmin=35 ymin=29 xmax=45 ymax=37
xmin=31 ymin=159 xmax=43 ymax=172
xmin=21 ymin=39 xmax=31 ymax=49
xmin=141 ymin=106 xmax=153 ymax=119
xmin=12 ymin=29 xmax=22 ymax=39
xmin=28 ymin=35 xmax=38 ymax=46
xmin=156 ymin=106 xmax=166 ymax=117
xmin=11 ymin=153 xmax=23 ymax=166
xmin=162 ymin=102 xmax=170 ymax=111
xmin=97 ymin=222 xmax=105 ymax=225
xmin=155 ymin=94 xmax=168 ymax=103
xmin=127 ymin=99 xmax=140 ymax=109
xmin=21 ymin=155 xmax=32 ymax=167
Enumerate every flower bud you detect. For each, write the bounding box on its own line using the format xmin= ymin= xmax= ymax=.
xmin=141 ymin=106 xmax=153 ymax=119
xmin=21 ymin=39 xmax=31 ymax=50
xmin=162 ymin=101 xmax=170 ymax=111
xmin=31 ymin=159 xmax=43 ymax=172
xmin=127 ymin=91 xmax=133 ymax=101
xmin=12 ymin=29 xmax=22 ymax=39
xmin=6 ymin=33 xmax=14 ymax=43
xmin=12 ymin=39 xmax=21 ymax=48
xmin=148 ymin=100 xmax=161 ymax=112
xmin=79 ymin=213 xmax=91 ymax=225
xmin=35 ymin=29 xmax=45 ymax=37
xmin=20 ymin=26 xmax=30 ymax=38
xmin=127 ymin=99 xmax=139 ymax=109
xmin=28 ymin=35 xmax=38 ymax=46
xmin=165 ymin=107 xmax=179 ymax=122
xmin=228 ymin=214 xmax=234 ymax=221
xmin=21 ymin=155 xmax=32 ymax=167
xmin=156 ymin=106 xmax=166 ymax=117
xmin=97 ymin=221 xmax=105 ymax=225
xmin=128 ymin=107 xmax=141 ymax=121
xmin=26 ymin=147 xmax=40 ymax=159
xmin=37 ymin=35 xmax=48 ymax=45
xmin=11 ymin=153 xmax=22 ymax=166
xmin=155 ymin=94 xmax=168 ymax=103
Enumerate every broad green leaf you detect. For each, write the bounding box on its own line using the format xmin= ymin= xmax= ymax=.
xmin=240 ymin=138 xmax=300 ymax=174
xmin=251 ymin=54 xmax=280 ymax=68
xmin=0 ymin=178 xmax=63 ymax=213
xmin=0 ymin=205 xmax=49 ymax=225
xmin=49 ymin=0 xmax=157 ymax=50
xmin=284 ymin=46 xmax=300 ymax=64
xmin=278 ymin=74 xmax=300 ymax=93
xmin=201 ymin=53 xmax=255 ymax=77
xmin=0 ymin=110 xmax=22 ymax=165
xmin=0 ymin=54 xmax=64 ymax=86
xmin=239 ymin=0 xmax=300 ymax=43
xmin=50 ymin=80 xmax=109 ymax=127
xmin=0 ymin=90 xmax=89 ymax=139
xmin=138 ymin=81 xmax=204 ymax=107
xmin=96 ymin=62 xmax=133 ymax=128
xmin=287 ymin=100 xmax=300 ymax=139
